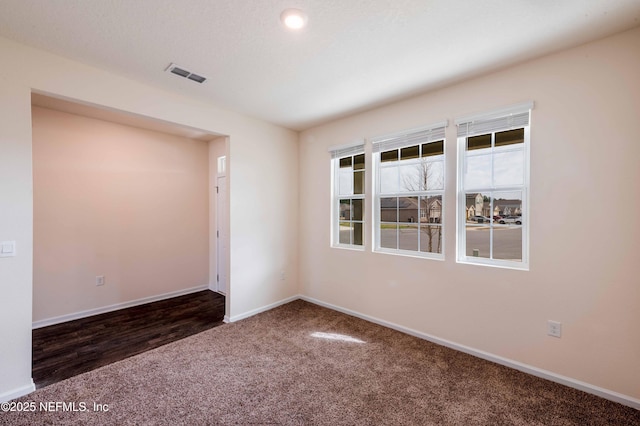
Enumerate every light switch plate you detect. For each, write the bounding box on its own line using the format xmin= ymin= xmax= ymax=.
xmin=0 ymin=241 xmax=16 ymax=257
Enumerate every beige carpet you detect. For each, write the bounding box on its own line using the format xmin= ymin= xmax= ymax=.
xmin=2 ymin=300 xmax=638 ymax=425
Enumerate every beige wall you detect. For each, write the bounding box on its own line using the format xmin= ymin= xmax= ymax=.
xmin=0 ymin=36 xmax=298 ymax=401
xmin=32 ymin=106 xmax=210 ymax=322
xmin=299 ymin=27 xmax=640 ymax=401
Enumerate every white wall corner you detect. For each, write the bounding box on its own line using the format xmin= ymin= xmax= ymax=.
xmin=227 ymin=295 xmax=301 ymax=323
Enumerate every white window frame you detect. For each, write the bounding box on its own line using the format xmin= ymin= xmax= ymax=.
xmin=330 ymin=140 xmax=365 ymax=250
xmin=456 ymin=102 xmax=533 ymax=270
xmin=372 ymin=121 xmax=447 ymax=260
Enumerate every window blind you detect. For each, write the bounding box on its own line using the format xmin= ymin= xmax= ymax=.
xmin=456 ymin=102 xmax=533 ymax=138
xmin=372 ymin=121 xmax=447 ymax=153
xmin=328 ymin=140 xmax=364 ymax=159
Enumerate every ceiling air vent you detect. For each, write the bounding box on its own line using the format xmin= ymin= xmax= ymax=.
xmin=187 ymin=73 xmax=206 ymax=83
xmin=165 ymin=63 xmax=207 ymax=84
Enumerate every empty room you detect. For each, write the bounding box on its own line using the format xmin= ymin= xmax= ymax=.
xmin=0 ymin=1 xmax=639 ymax=424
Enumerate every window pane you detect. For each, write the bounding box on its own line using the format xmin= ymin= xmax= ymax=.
xmin=422 ymin=140 xmax=444 ymax=157
xmin=459 ymin=120 xmax=528 ymax=266
xmin=398 ymin=197 xmax=418 ymax=223
xmin=468 ymin=134 xmax=491 ymax=151
xmin=339 ymin=167 xmax=353 ymax=195
xmin=374 ymin=130 xmax=446 ymax=257
xmin=339 ymin=157 xmax=352 ymax=168
xmin=339 ymin=222 xmax=352 ymax=244
xmin=493 ymin=191 xmax=522 ymax=219
xmin=353 ymin=222 xmax=363 ymax=246
xmin=334 ymin=152 xmax=365 ymax=249
xmin=495 ymin=128 xmax=524 ymax=147
xmin=493 ymin=148 xmax=524 ymax=186
xmin=466 ymin=225 xmax=490 ymax=258
xmin=399 ymin=224 xmax=419 ymax=251
xmin=380 ymin=223 xmax=397 ymax=249
xmin=381 ymin=150 xmax=398 ymax=162
xmin=339 ymin=199 xmax=351 ymax=220
xmin=380 ymin=197 xmax=398 ymax=222
xmin=399 ymin=160 xmax=420 ymax=192
xmin=423 ymin=160 xmax=444 ymax=190
xmin=353 ymin=153 xmax=365 ymax=170
xmin=400 ymin=145 xmax=419 ymax=160
xmin=465 ymin=153 xmax=492 ymax=189
xmin=421 ymin=195 xmax=442 ymax=224
xmin=353 ymin=170 xmax=365 ymax=194
xmin=420 ymin=224 xmax=442 ymax=253
xmin=380 ymin=166 xmax=399 ymax=193
xmin=352 ymin=199 xmax=363 ymax=221
xmin=493 ymin=226 xmax=522 ymax=261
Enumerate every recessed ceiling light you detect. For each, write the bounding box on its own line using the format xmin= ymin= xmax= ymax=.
xmin=280 ymin=8 xmax=307 ymax=30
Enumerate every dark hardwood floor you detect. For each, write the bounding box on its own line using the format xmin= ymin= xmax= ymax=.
xmin=32 ymin=290 xmax=225 ymax=388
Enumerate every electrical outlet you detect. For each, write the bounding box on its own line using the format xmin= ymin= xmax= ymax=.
xmin=548 ymin=320 xmax=562 ymax=338
xmin=96 ymin=275 xmax=105 ymax=286
xmin=280 ymin=271 xmax=286 ymax=281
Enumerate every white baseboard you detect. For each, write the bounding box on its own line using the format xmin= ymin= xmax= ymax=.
xmin=300 ymin=295 xmax=640 ymax=410
xmin=32 ymin=285 xmax=210 ymax=329
xmin=0 ymin=380 xmax=35 ymax=403
xmin=227 ymin=295 xmax=299 ymax=323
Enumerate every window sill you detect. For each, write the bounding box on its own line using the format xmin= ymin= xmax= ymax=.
xmin=331 ymin=244 xmax=365 ymax=252
xmin=373 ymin=248 xmax=444 ymax=261
xmin=456 ymin=257 xmax=529 ymax=271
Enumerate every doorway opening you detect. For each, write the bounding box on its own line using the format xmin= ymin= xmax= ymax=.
xmin=30 ymin=92 xmax=230 ymax=379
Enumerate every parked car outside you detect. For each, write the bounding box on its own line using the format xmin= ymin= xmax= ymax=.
xmin=498 ymin=216 xmax=522 ymax=225
xmin=468 ymin=215 xmax=490 ymax=223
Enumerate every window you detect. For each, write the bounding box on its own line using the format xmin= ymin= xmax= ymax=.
xmin=372 ymin=122 xmax=446 ymax=258
xmin=456 ymin=102 xmax=532 ymax=269
xmin=330 ymin=141 xmax=365 ymax=248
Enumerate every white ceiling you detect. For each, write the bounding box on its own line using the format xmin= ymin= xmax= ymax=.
xmin=1 ymin=0 xmax=640 ymax=131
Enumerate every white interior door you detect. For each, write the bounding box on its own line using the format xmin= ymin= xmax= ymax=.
xmin=216 ymin=172 xmax=227 ymax=294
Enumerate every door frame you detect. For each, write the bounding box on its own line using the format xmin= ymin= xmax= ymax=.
xmin=215 ymin=155 xmax=227 ymax=295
